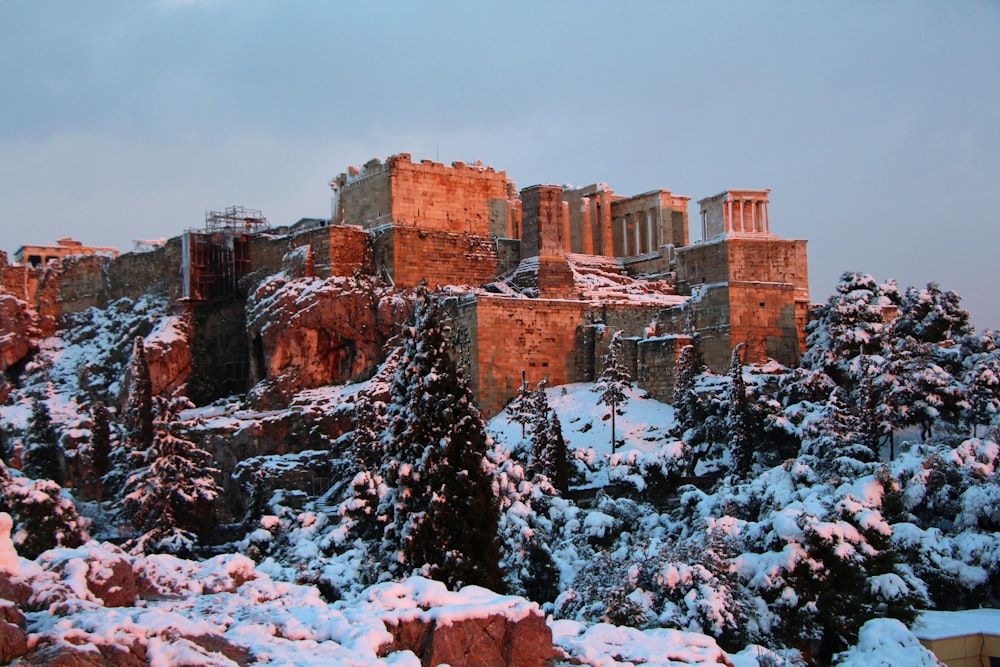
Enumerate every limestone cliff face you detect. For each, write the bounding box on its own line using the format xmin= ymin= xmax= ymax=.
xmin=143 ymin=314 xmax=193 ymax=398
xmin=0 ymin=295 xmax=37 ymax=403
xmin=246 ymin=274 xmax=412 ymax=407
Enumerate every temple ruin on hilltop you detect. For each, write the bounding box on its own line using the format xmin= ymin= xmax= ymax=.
xmin=1 ymin=153 xmax=809 ymax=415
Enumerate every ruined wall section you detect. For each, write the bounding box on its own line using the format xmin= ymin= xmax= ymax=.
xmin=387 ymin=155 xmax=515 ymax=236
xmin=327 ymin=225 xmax=373 ymax=277
xmin=107 ymin=240 xmax=184 ymax=303
xmin=56 ymin=256 xmax=111 ymax=313
xmin=53 ymin=240 xmax=183 ymax=316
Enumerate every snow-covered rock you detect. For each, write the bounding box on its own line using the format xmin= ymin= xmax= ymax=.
xmin=0 ymin=513 xmax=19 ymax=575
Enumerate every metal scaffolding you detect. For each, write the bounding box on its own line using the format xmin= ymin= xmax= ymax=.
xmin=204 ymin=206 xmax=270 ymax=234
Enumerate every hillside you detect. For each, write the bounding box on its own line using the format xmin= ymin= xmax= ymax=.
xmin=0 ymin=272 xmax=997 ymax=665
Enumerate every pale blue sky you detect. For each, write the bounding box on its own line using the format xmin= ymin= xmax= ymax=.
xmin=2 ymin=2 xmax=998 ymax=328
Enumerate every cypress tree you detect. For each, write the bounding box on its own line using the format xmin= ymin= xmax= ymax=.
xmin=508 ymin=369 xmax=533 ymax=440
xmin=528 ymin=381 xmax=569 ymax=494
xmin=22 ymin=398 xmax=65 ymax=484
xmin=728 ymin=345 xmax=753 ymax=477
xmin=123 ymin=337 xmax=153 ymax=450
xmin=378 ymin=294 xmax=502 ymax=590
xmin=90 ymin=402 xmax=112 ymax=478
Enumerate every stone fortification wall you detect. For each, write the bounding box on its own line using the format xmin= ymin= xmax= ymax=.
xmin=458 ymin=295 xmax=666 ymax=417
xmin=637 ymin=335 xmax=693 ymax=402
xmin=459 ymin=296 xmax=588 ymax=417
xmin=658 ymin=285 xmax=731 ymax=373
xmin=337 ymin=154 xmax=517 ymax=237
xmin=387 ymin=155 xmax=515 ymax=236
xmin=338 ymin=159 xmax=393 ymax=229
xmin=520 ymin=185 xmax=568 ymax=261
xmin=374 ymin=227 xmax=498 ymax=289
xmin=675 ymin=238 xmax=730 ymax=293
xmin=327 ymin=225 xmax=373 ymax=277
xmin=726 ymin=237 xmax=809 ymax=366
xmin=0 ymin=265 xmax=35 ymax=304
xmin=247 ymin=226 xmax=340 ymax=286
xmin=107 ymin=239 xmax=184 ymax=303
xmin=665 ymin=236 xmax=809 ymax=371
xmin=57 ymin=256 xmax=110 ymax=314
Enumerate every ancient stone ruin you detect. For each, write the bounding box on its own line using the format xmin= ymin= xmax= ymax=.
xmin=0 ymin=153 xmax=809 ymax=416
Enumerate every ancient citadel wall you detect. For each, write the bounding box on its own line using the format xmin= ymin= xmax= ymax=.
xmin=665 ymin=236 xmax=809 ymax=372
xmin=725 ymin=237 xmax=809 ymax=366
xmin=338 ymin=159 xmax=393 ymax=229
xmin=457 ymin=295 xmax=667 ymax=417
xmin=387 ymin=155 xmax=515 ymax=236
xmin=372 ymin=227 xmax=498 ymax=289
xmin=637 ymin=335 xmax=694 ymax=402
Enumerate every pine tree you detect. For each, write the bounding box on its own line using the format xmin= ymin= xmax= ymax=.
xmin=801 ymin=272 xmax=893 ymax=389
xmin=727 ymin=345 xmax=753 ymax=476
xmin=21 ymin=398 xmax=65 ymax=484
xmin=123 ymin=336 xmax=153 ymax=450
xmin=377 ymin=294 xmax=502 ymax=590
xmin=593 ymin=330 xmax=631 ymax=453
xmin=966 ymin=350 xmax=1000 ymax=437
xmin=0 ymin=462 xmax=88 ymax=559
xmin=122 ymin=396 xmax=220 ymax=555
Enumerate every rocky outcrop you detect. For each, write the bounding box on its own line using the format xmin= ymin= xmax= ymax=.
xmin=0 ymin=294 xmax=37 ymax=402
xmin=143 ymin=314 xmax=192 ymax=398
xmin=246 ymin=273 xmax=413 ymax=407
xmin=0 ymin=617 xmax=27 ymax=664
xmin=386 ymin=612 xmax=557 ymax=667
xmin=371 ymin=578 xmax=558 ymax=667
